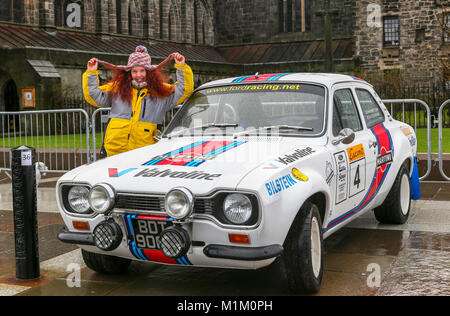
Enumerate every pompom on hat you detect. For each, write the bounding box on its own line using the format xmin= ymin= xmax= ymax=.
xmin=98 ymin=45 xmax=174 ymax=71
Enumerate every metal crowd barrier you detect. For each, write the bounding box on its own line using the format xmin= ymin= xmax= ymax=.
xmin=382 ymin=99 xmax=432 ymax=181
xmin=90 ymin=105 xmax=180 ymax=162
xmin=438 ymin=100 xmax=450 ymax=181
xmin=0 ymin=109 xmax=90 ymax=174
xmin=0 ymin=99 xmax=447 ymax=182
xmin=91 ymin=107 xmax=111 ymax=161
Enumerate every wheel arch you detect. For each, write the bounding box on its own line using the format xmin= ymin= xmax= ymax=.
xmin=310 ymin=192 xmax=328 ymax=225
xmin=282 ymin=189 xmax=330 ymax=247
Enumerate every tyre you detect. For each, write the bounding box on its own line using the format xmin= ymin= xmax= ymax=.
xmin=374 ymin=164 xmax=411 ymax=224
xmin=81 ymin=249 xmax=131 ymax=274
xmin=281 ymin=201 xmax=324 ymax=294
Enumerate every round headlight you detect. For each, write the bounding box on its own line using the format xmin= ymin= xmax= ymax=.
xmin=93 ymin=220 xmax=123 ymax=251
xmin=88 ymin=184 xmax=115 ymax=214
xmin=160 ymin=226 xmax=191 ymax=259
xmin=164 ymin=188 xmax=194 ymax=220
xmin=223 ymin=194 xmax=252 ymax=224
xmin=68 ymin=186 xmax=90 ymax=214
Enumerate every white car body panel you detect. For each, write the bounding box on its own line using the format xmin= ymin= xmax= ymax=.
xmin=57 ymin=73 xmax=416 ymax=269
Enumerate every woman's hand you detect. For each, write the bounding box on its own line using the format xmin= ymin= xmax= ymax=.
xmin=173 ymin=53 xmax=185 ymax=66
xmin=87 ymin=58 xmax=98 ymax=71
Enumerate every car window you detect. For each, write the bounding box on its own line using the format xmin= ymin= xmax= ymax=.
xmin=332 ymin=89 xmax=363 ymax=136
xmin=355 ymin=89 xmax=385 ymax=128
xmin=164 ymin=83 xmax=326 ymax=137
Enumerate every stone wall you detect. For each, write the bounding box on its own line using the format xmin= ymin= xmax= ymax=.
xmin=1 ymin=0 xmax=214 ymax=45
xmin=215 ymin=0 xmax=354 ymax=45
xmin=354 ymin=0 xmax=449 ymax=83
xmin=214 ymin=0 xmax=279 ymax=44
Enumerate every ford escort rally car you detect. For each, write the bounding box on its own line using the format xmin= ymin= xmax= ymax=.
xmin=57 ymin=73 xmax=417 ymax=293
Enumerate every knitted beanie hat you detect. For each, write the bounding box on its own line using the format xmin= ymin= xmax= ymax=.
xmin=127 ymin=45 xmax=153 ymax=70
xmin=98 ymin=45 xmax=174 ymax=72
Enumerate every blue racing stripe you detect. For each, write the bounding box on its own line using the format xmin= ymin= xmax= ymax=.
xmin=144 ymin=141 xmax=208 ymax=165
xmin=184 ymin=141 xmax=245 ymax=167
xmin=268 ymin=73 xmax=292 ymax=81
xmin=180 ymin=256 xmax=191 ymax=265
xmin=233 ymin=75 xmax=251 ymax=83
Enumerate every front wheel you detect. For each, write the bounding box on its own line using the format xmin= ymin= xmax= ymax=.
xmin=82 ymin=249 xmax=131 ymax=274
xmin=281 ymin=201 xmax=324 ymax=294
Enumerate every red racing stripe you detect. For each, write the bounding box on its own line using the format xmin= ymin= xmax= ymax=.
xmin=154 ymin=140 xmax=233 ymax=166
xmin=142 ymin=249 xmax=178 ymax=265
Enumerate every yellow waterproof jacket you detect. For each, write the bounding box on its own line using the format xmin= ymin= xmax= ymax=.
xmin=83 ymin=64 xmax=194 ymax=156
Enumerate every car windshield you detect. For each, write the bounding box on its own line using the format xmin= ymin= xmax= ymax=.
xmin=164 ymin=83 xmax=326 ymax=137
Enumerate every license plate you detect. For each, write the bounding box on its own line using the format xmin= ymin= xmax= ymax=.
xmin=131 ymin=218 xmax=173 ymax=250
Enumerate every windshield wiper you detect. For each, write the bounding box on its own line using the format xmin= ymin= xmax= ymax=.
xmin=233 ymin=125 xmax=313 ymax=138
xmin=166 ymin=123 xmax=238 ymax=138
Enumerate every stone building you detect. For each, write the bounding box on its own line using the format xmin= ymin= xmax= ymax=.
xmin=0 ymin=0 xmax=448 ymax=112
xmin=354 ymin=0 xmax=449 ymax=84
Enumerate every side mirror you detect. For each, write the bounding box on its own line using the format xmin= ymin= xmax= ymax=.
xmin=332 ymin=128 xmax=355 ymax=146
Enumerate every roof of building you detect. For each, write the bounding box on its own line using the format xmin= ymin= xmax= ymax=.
xmin=0 ymin=24 xmax=353 ymax=66
xmin=0 ymin=24 xmax=228 ymax=63
xmin=216 ymin=39 xmax=353 ymax=64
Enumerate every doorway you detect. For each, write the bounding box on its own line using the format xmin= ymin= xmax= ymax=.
xmin=2 ymin=79 xmax=19 ymax=132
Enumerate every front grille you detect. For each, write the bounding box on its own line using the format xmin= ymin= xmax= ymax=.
xmin=116 ymin=194 xmax=165 ymax=212
xmin=115 ymin=193 xmax=213 ymax=214
xmin=193 ymin=198 xmax=214 ymax=215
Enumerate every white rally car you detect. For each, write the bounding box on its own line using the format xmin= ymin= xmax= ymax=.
xmin=57 ymin=73 xmax=417 ymax=293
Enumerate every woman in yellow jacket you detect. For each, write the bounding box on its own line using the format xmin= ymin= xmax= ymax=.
xmin=83 ymin=45 xmax=194 ymax=157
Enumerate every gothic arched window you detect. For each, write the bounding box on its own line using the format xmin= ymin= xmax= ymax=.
xmin=0 ymin=1 xmax=11 ymax=22
xmin=279 ymin=0 xmax=310 ymax=33
xmin=193 ymin=0 xmax=213 ymax=45
xmin=128 ymin=1 xmax=133 ymax=35
xmin=116 ymin=0 xmax=122 ymax=33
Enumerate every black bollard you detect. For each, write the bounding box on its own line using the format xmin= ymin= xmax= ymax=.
xmin=11 ymin=146 xmax=40 ymax=280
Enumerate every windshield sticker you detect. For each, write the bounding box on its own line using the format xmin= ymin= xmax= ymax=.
xmin=203 ymin=83 xmax=302 ymax=95
xmin=134 ymin=168 xmax=222 ymax=180
xmin=275 ymin=147 xmax=315 ymax=165
xmin=142 ymin=140 xmax=246 ymax=167
xmin=265 ymin=174 xmax=297 ymax=196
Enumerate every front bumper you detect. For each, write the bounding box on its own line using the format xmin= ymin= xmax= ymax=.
xmin=57 ymin=226 xmax=283 ymax=262
xmin=57 ymin=227 xmax=95 ymax=246
xmin=203 ymin=244 xmax=283 ymax=261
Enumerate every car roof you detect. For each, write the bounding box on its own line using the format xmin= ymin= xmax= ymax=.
xmin=199 ymin=73 xmax=374 ymax=89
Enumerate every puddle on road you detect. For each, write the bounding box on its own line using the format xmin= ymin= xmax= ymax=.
xmin=378 ymin=249 xmax=450 ymax=296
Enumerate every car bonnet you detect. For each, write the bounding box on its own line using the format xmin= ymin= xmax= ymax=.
xmin=68 ymin=137 xmax=325 ymax=195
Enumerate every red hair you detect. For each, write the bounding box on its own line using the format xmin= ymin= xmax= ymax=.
xmin=104 ymin=65 xmax=174 ymax=103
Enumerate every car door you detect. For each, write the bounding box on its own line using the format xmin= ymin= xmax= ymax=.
xmin=324 ymin=86 xmax=378 ymax=233
xmin=354 ymin=87 xmax=393 ymax=202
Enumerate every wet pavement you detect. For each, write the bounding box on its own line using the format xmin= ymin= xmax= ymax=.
xmin=0 ymin=173 xmax=449 ymax=296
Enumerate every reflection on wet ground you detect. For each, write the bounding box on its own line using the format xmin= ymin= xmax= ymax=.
xmin=0 ymin=207 xmax=448 ymax=296
xmin=0 ymin=175 xmax=448 ymax=296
